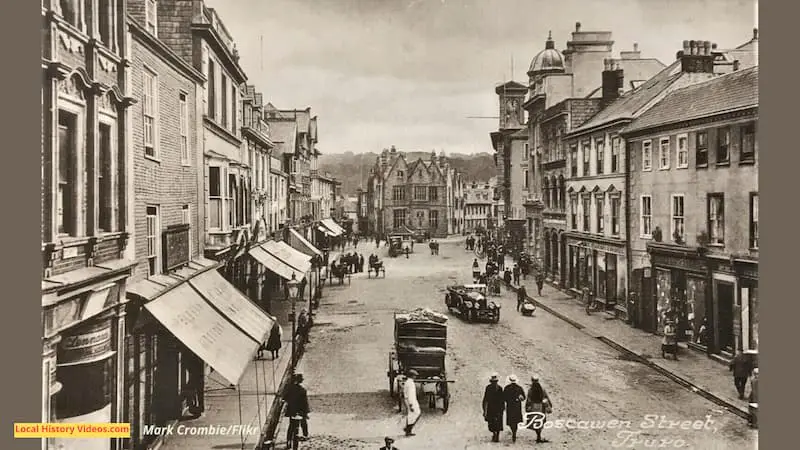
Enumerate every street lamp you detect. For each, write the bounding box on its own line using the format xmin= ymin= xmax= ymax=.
xmin=287 ymin=273 xmax=300 ymax=371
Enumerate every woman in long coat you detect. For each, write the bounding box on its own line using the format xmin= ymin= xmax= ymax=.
xmin=482 ymin=373 xmax=505 ymax=442
xmin=265 ymin=321 xmax=282 ymax=360
xmin=525 ymin=375 xmax=552 ymax=443
xmin=503 ymin=375 xmax=526 ymax=443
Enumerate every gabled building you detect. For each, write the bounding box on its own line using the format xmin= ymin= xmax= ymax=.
xmin=366 ymin=147 xmax=453 ymax=238
xmin=621 ymin=66 xmax=758 ymax=359
xmin=563 ymin=39 xmax=722 ymax=321
xmin=41 ymin=2 xmax=137 ymax=448
xmin=464 ymin=181 xmax=495 ymax=232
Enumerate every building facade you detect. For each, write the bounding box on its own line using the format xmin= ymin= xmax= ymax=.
xmin=623 ymin=66 xmax=758 ymax=359
xmin=317 ymin=171 xmax=337 ymax=220
xmin=41 ymin=2 xmax=137 ymax=450
xmin=446 ymin=165 xmax=465 ymax=235
xmin=241 ymin=85 xmax=275 ymax=243
xmin=464 ymin=181 xmax=494 ymax=232
xmin=563 ymin=39 xmax=718 ymax=319
xmin=124 ymin=8 xmax=210 ymax=448
xmin=366 ymin=147 xmax=454 ymax=238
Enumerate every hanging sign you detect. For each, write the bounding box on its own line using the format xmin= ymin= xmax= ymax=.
xmin=58 ymin=320 xmax=113 ymax=365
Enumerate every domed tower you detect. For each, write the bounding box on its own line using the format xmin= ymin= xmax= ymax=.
xmin=527 ymin=31 xmax=565 ymax=85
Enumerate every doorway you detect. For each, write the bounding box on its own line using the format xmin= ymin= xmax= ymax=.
xmin=640 ymin=268 xmax=655 ymax=333
xmin=716 ymin=281 xmax=735 ymax=354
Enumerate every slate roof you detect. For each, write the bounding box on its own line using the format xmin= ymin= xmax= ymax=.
xmin=623 ymin=66 xmax=758 ymax=135
xmin=265 ymin=120 xmax=297 ymax=156
xmin=568 ymin=60 xmax=684 ymax=135
xmin=279 ymin=109 xmax=310 ymax=132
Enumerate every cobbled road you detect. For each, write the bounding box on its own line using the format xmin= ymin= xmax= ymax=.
xmin=288 ymin=239 xmax=757 ymax=449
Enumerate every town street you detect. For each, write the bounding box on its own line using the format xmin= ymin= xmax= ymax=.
xmin=285 ymin=238 xmax=756 ymax=449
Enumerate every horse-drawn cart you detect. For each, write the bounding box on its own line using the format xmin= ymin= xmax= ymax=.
xmin=387 ymin=309 xmax=453 ymax=413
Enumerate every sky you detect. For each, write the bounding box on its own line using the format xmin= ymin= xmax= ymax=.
xmin=206 ymin=0 xmax=757 ymax=155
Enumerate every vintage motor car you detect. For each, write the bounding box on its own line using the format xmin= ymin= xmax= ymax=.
xmin=444 ymin=284 xmax=500 ymax=323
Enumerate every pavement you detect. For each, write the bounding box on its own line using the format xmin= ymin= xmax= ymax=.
xmin=269 ymin=239 xmax=756 ymax=449
xmin=157 ymin=297 xmax=297 ymax=450
xmin=509 ymin=271 xmax=753 ymax=420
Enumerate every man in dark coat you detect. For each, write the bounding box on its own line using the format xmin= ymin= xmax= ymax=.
xmin=729 ymin=350 xmax=753 ymax=399
xmin=482 ymin=373 xmax=505 ymax=442
xmin=285 ymin=373 xmax=310 ymax=443
xmin=358 ymin=254 xmax=365 ymax=273
xmin=503 ymin=375 xmax=526 ymax=443
xmin=535 ymin=271 xmax=545 ymax=296
xmin=517 ymin=285 xmax=528 ymax=312
xmin=512 ymin=264 xmax=521 ymax=286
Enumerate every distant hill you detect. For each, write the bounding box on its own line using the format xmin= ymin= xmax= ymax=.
xmin=318 ymin=151 xmax=496 ymax=196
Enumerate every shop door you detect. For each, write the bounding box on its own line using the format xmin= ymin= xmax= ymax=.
xmin=671 ymin=270 xmax=688 ymax=341
xmin=569 ymin=247 xmax=576 ymax=289
xmin=640 ymin=269 xmax=656 ymax=333
xmin=606 ymin=254 xmax=618 ymax=305
xmin=716 ymin=282 xmax=735 ymax=354
xmin=561 ymin=237 xmax=567 ymax=284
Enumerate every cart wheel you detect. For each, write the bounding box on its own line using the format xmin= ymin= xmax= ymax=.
xmin=494 ymin=312 xmax=500 ymax=323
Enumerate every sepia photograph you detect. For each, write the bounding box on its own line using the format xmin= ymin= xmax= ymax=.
xmin=39 ymin=0 xmax=758 ymax=448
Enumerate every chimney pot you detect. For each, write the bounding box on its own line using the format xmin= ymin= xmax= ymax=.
xmin=703 ymin=41 xmax=710 ymax=55
xmin=683 ymin=40 xmax=690 ymax=53
xmin=633 ymin=42 xmax=639 ymax=52
xmin=676 ymin=50 xmax=683 ymax=60
xmin=688 ymin=40 xmax=696 ymax=55
xmin=575 ymin=22 xmax=581 ymax=32
xmin=712 ymin=42 xmax=718 ymax=50
xmin=733 ymin=60 xmax=740 ymax=71
xmin=753 ymin=28 xmax=758 ymax=39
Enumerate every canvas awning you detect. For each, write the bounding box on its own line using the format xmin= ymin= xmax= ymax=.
xmin=249 ymin=245 xmax=304 ymax=281
xmin=142 ymin=268 xmax=274 ymax=385
xmin=261 ymin=240 xmax=312 ymax=275
xmin=289 ymin=228 xmax=323 ymax=258
xmin=321 ymin=218 xmax=345 ymax=236
xmin=317 ymin=225 xmax=334 ymax=236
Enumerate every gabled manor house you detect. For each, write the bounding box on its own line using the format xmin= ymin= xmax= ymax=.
xmin=40 ymin=2 xmax=340 ymax=450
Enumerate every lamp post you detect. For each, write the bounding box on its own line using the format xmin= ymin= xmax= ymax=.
xmin=286 ymin=273 xmax=300 ymax=372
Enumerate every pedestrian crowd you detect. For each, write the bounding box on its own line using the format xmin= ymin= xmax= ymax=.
xmin=482 ymin=372 xmax=553 ymax=443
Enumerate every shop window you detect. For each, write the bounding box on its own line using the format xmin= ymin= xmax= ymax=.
xmin=55 ymin=357 xmax=114 ymax=419
xmin=696 ymin=131 xmax=708 ymax=166
xmin=707 ymin=193 xmax=725 ymax=245
xmin=688 ymin=277 xmax=708 ymax=347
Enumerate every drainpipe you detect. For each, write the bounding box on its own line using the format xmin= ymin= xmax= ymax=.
xmin=624 ymin=139 xmax=634 ymax=326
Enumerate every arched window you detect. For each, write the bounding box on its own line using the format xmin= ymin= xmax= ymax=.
xmin=543 ymin=177 xmax=550 ymax=208
xmin=558 ymin=175 xmax=566 ymax=210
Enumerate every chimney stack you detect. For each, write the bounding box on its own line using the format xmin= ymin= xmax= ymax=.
xmin=679 ymin=39 xmax=716 ymax=73
xmin=575 ymin=22 xmax=581 ymax=32
xmin=390 ymin=145 xmax=397 ymax=153
xmin=620 ymin=42 xmax=642 ymax=60
xmin=753 ymin=28 xmax=758 ymax=40
xmin=601 ymin=58 xmax=624 ymax=105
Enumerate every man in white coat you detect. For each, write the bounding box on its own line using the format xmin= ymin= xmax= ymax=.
xmin=402 ymin=369 xmax=421 ymax=436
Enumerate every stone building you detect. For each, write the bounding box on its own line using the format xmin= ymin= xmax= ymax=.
xmin=41 ymin=2 xmax=137 ymax=449
xmin=464 ymin=181 xmax=494 ymax=232
xmin=241 ymin=86 xmax=275 ymax=242
xmin=622 ymin=66 xmax=758 ymax=359
xmin=563 ymin=39 xmax=720 ymax=319
xmin=445 ymin=159 xmax=466 ymax=235
xmin=490 ymin=81 xmax=530 ymax=225
xmin=366 ymin=147 xmax=455 ymax=238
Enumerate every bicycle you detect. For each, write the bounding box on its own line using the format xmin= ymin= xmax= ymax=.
xmin=286 ymin=415 xmax=306 ymax=450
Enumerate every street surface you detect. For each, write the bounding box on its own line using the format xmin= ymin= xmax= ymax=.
xmin=290 ymin=239 xmax=757 ymax=449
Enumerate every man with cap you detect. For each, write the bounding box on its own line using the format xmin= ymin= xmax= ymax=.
xmin=482 ymin=372 xmax=505 ymax=442
xmin=402 ymin=369 xmax=421 ymax=436
xmin=284 ymin=373 xmax=310 ymax=443
xmin=503 ymin=374 xmax=526 ymax=443
xmin=379 ymin=436 xmax=399 ymax=450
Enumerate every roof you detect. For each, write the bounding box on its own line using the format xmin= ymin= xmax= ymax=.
xmin=529 ymin=34 xmax=565 ymax=75
xmin=568 ymin=60 xmax=685 ymax=135
xmin=622 ymin=66 xmax=758 ymax=135
xmin=495 ymin=80 xmax=527 ymax=94
xmin=266 ymin=120 xmax=297 ymax=156
xmin=279 ymin=108 xmax=311 ymax=132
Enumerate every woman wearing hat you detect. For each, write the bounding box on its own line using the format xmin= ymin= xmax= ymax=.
xmin=503 ymin=374 xmax=526 ymax=443
xmin=482 ymin=373 xmax=505 ymax=442
xmin=525 ymin=374 xmax=552 ymax=443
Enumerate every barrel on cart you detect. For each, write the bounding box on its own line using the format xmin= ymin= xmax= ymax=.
xmin=387 ymin=309 xmax=453 ymax=413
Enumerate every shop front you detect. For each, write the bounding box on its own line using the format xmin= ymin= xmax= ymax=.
xmin=565 ymin=235 xmax=625 ymax=312
xmin=707 ymin=255 xmax=759 ymax=358
xmin=645 ymin=243 xmax=709 ymax=343
xmin=248 ymin=239 xmax=313 ymax=312
xmin=42 ymin=260 xmax=136 ymax=450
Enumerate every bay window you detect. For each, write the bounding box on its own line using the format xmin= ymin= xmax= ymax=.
xmin=208 ymin=166 xmax=223 ymax=229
